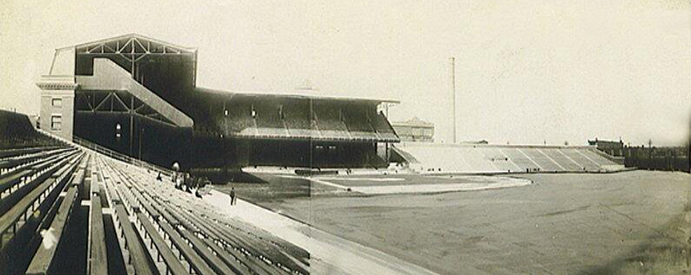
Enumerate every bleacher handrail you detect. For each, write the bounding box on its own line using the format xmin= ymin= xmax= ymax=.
xmin=71 ymin=135 xmax=173 ymax=176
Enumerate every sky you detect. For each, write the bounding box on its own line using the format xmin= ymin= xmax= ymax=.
xmin=1 ymin=0 xmax=690 ymax=146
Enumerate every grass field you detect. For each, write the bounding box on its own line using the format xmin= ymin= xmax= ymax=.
xmin=228 ymin=170 xmax=691 ymax=275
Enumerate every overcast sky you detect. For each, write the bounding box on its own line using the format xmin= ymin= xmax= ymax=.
xmin=1 ymin=0 xmax=690 ymax=146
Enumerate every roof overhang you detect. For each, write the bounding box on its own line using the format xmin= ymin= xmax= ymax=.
xmin=197 ymin=87 xmax=399 ymax=104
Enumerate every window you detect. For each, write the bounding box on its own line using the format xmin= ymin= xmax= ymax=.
xmin=51 ymin=98 xmax=62 ymax=107
xmin=115 ymin=123 xmax=122 ymax=139
xmin=51 ymin=115 xmax=62 ymax=131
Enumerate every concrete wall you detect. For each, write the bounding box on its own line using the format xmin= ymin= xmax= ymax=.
xmin=39 ymin=89 xmax=74 ymax=141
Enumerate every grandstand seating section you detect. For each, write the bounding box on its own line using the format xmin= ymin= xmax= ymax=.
xmin=0 ymin=110 xmax=62 ymax=150
xmin=395 ymin=143 xmax=625 ymax=174
xmin=211 ymin=100 xmax=397 ymax=142
xmin=0 ymin=111 xmax=309 ymax=275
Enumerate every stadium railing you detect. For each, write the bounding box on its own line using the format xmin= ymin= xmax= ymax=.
xmin=72 ymin=135 xmax=173 ymax=177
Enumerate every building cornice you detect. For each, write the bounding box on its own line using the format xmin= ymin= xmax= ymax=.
xmin=36 ymin=82 xmax=79 ymax=90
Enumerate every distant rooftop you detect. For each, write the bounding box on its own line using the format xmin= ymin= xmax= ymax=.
xmin=391 ymin=117 xmax=434 ymax=127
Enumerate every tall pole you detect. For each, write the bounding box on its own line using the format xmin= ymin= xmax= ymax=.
xmin=129 ymin=97 xmax=134 ymax=156
xmin=139 ymin=127 xmax=144 ymax=161
xmin=451 ymin=57 xmax=457 ymax=144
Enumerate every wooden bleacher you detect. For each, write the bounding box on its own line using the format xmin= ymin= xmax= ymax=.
xmin=0 ymin=111 xmax=309 ymax=274
xmin=100 ymin=155 xmax=309 ymax=275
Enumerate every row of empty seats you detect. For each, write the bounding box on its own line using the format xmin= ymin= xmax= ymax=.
xmin=98 ymin=155 xmax=309 ymax=275
xmin=0 ymin=141 xmax=83 ymax=274
xmin=0 ymin=110 xmax=310 ymax=274
xmin=210 ymin=103 xmax=398 ymax=142
xmin=0 ymin=145 xmax=310 ymax=275
xmin=396 ymin=143 xmax=625 ymax=174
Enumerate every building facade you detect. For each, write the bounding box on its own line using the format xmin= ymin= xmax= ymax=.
xmin=391 ymin=117 xmax=434 ymax=142
xmin=37 ymin=76 xmax=77 ymax=140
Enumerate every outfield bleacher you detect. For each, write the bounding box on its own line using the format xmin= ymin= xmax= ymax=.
xmin=395 ymin=143 xmax=626 ymax=174
xmin=0 ymin=111 xmax=310 ymax=275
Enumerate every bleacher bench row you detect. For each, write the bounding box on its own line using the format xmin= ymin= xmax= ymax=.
xmin=0 ymin=145 xmax=309 ymax=275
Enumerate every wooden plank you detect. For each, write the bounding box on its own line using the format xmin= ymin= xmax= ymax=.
xmin=157 ymin=221 xmax=217 ymax=275
xmin=0 ymin=156 xmax=78 ymax=236
xmin=177 ymin=208 xmax=277 ymax=275
xmin=214 ymin=223 xmax=289 ymax=275
xmin=30 ymin=152 xmax=69 ymax=172
xmin=0 ymin=150 xmax=75 ymax=188
xmin=70 ymin=169 xmax=85 ymax=186
xmin=103 ymin=173 xmax=121 ymax=203
xmin=201 ymin=237 xmax=254 ymax=275
xmin=0 ymin=148 xmax=68 ymax=169
xmin=90 ymin=171 xmax=100 ymax=195
xmin=25 ymin=186 xmax=79 ymax=275
xmin=114 ymin=205 xmax=154 ymax=275
xmin=89 ymin=196 xmax=108 ymax=275
xmin=135 ymin=213 xmax=187 ymax=275
xmin=51 ymin=152 xmax=81 ymax=178
xmin=127 ymin=187 xmax=160 ymax=220
xmin=0 ymin=170 xmax=32 ymax=194
xmin=179 ymin=229 xmax=238 ymax=275
xmin=0 ymin=146 xmax=60 ymax=159
xmin=157 ymin=188 xmax=282 ymax=275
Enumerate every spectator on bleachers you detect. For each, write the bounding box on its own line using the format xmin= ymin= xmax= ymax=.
xmin=230 ymin=187 xmax=237 ymax=206
xmin=156 ymin=172 xmax=162 ymax=181
xmin=184 ymin=173 xmax=192 ymax=193
xmin=193 ymin=176 xmax=202 ymax=189
xmin=175 ymin=173 xmax=184 ymax=190
xmin=195 ymin=189 xmax=203 ymax=198
xmin=171 ymin=161 xmax=180 ymax=182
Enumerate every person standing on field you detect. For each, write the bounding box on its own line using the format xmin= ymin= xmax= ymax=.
xmin=230 ymin=187 xmax=237 ymax=206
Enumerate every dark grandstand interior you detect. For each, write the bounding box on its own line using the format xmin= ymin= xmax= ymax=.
xmin=69 ymin=35 xmax=399 ymax=173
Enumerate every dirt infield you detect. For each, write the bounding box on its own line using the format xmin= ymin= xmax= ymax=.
xmin=255 ymin=171 xmax=691 ymax=275
xmin=309 ymin=174 xmax=533 ymax=194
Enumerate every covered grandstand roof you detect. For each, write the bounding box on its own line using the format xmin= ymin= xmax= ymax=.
xmin=197 ymin=87 xmax=400 ymax=104
xmin=194 ymin=87 xmax=400 ymax=142
xmin=62 ymin=33 xmax=196 ymax=53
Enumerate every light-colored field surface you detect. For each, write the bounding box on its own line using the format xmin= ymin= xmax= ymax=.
xmin=307 ymin=175 xmax=533 ymax=194
xmin=257 ymin=171 xmax=691 ymax=275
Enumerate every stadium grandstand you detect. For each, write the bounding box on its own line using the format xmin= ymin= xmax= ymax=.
xmin=36 ymin=34 xmax=399 ymax=173
xmin=0 ymin=110 xmax=309 ymax=275
xmin=392 ymin=142 xmax=626 ymax=174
